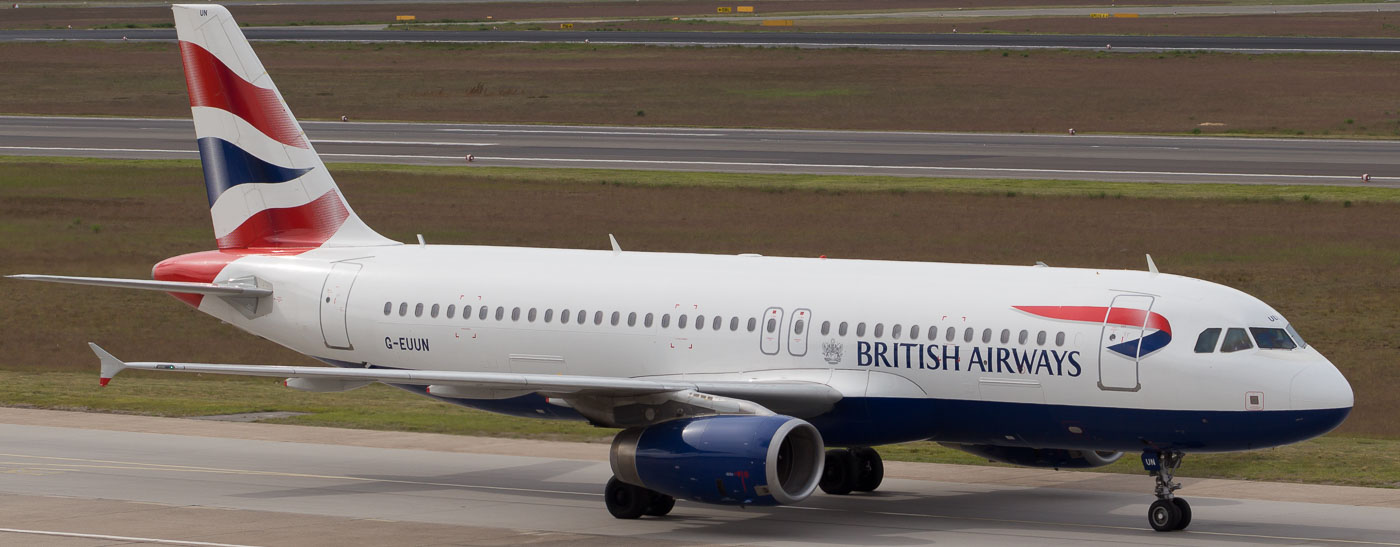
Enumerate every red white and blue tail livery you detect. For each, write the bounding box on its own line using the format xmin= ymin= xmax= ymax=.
xmin=10 ymin=4 xmax=1352 ymax=533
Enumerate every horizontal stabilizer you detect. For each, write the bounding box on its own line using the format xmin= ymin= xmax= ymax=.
xmin=8 ymin=274 xmax=271 ymax=297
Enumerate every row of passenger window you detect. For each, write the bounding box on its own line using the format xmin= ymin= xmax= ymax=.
xmin=1194 ymin=326 xmax=1302 ymax=353
xmin=381 ymin=301 xmax=1067 ymax=348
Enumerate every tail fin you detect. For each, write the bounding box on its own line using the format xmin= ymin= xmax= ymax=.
xmin=173 ymin=4 xmax=395 ymax=249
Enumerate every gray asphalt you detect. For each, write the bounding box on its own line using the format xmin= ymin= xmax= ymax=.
xmin=8 ymin=27 xmax=1400 ymax=53
xmin=3 ymin=115 xmax=1397 ymax=186
xmin=0 ymin=421 xmax=1397 ymax=546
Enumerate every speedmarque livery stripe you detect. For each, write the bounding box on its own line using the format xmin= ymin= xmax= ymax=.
xmin=179 ymin=40 xmax=308 ymax=149
xmin=215 ymin=190 xmax=349 ymax=249
xmin=1014 ymin=305 xmax=1173 ymax=359
xmin=197 ymin=137 xmax=312 ymax=205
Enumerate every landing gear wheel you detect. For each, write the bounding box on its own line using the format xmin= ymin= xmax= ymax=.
xmin=1149 ymin=499 xmax=1181 ymax=532
xmin=645 ymin=494 xmax=676 ymax=517
xmin=819 ymin=448 xmax=859 ymax=495
xmin=851 ymin=446 xmax=884 ymax=492
xmin=1171 ymin=497 xmax=1192 ymax=530
xmin=605 ymin=477 xmax=652 ymax=519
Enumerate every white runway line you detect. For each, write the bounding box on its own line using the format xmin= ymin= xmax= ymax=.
xmin=311 ymin=139 xmax=497 ymax=146
xmin=0 ymin=527 xmax=264 ymax=547
xmin=440 ymin=128 xmax=725 ymax=137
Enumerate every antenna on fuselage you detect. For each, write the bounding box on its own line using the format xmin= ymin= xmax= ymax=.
xmin=1146 ymin=254 xmax=1159 ymax=275
xmin=609 ymin=234 xmax=622 ymax=256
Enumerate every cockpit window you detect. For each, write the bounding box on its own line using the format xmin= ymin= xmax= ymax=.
xmin=1221 ymin=328 xmax=1253 ymax=353
xmin=1285 ymin=324 xmax=1307 ymax=349
xmin=1251 ymin=327 xmax=1298 ymax=350
xmin=1194 ymin=328 xmax=1221 ymax=353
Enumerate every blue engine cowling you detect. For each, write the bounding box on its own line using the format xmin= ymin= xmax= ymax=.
xmin=944 ymin=443 xmax=1123 ymax=468
xmin=609 ymin=414 xmax=824 ymax=506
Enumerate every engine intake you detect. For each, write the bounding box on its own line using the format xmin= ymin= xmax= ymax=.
xmin=610 ymin=415 xmax=824 ymax=506
xmin=943 ymin=443 xmax=1123 ymax=469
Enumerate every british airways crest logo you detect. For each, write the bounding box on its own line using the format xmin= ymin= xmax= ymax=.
xmin=1014 ymin=305 xmax=1173 ymax=359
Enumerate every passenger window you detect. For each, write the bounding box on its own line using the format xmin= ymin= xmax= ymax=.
xmin=795 ymin=319 xmax=806 ymax=335
xmin=528 ymin=308 xmax=537 ymax=322
xmin=383 ymin=302 xmax=392 ymax=316
xmin=1036 ymin=331 xmax=1046 ymax=345
xmin=1194 ymin=328 xmax=1222 ymax=353
xmin=561 ymin=309 xmax=572 ymax=323
xmin=963 ymin=328 xmax=974 ymax=342
xmin=713 ymin=316 xmax=723 ymax=331
xmin=747 ymin=317 xmax=756 ymax=332
xmin=479 ymin=305 xmax=488 ymax=320
xmin=415 ymin=303 xmax=424 ymax=317
xmin=1018 ymin=330 xmax=1029 ymax=344
xmin=874 ymin=323 xmax=884 ymax=338
xmin=1055 ymin=332 xmax=1065 ymax=346
xmin=821 ymin=321 xmax=831 ymax=335
xmin=544 ymin=309 xmax=553 ymax=323
xmin=511 ymin=307 xmax=521 ymax=321
xmin=680 ymin=315 xmax=689 ymax=329
xmin=1251 ymin=327 xmax=1298 ymax=350
xmin=696 ymin=315 xmax=706 ymax=330
xmin=767 ymin=317 xmax=777 ymax=333
xmin=463 ymin=305 xmax=472 ymax=319
xmin=495 ymin=307 xmax=504 ymax=321
xmin=399 ymin=303 xmax=408 ymax=316
xmin=430 ymin=304 xmax=440 ymax=318
xmin=611 ymin=311 xmax=620 ymax=326
xmin=627 ymin=312 xmax=637 ymax=327
xmin=593 ymin=311 xmax=603 ymax=325
xmin=839 ymin=322 xmax=848 ymax=336
xmin=891 ymin=324 xmax=901 ymax=339
xmin=577 ymin=309 xmax=587 ymax=324
xmin=981 ymin=329 xmax=992 ymax=343
xmin=947 ymin=327 xmax=956 ymax=342
xmin=1221 ymin=328 xmax=1253 ymax=353
xmin=645 ymin=312 xmax=654 ymax=327
xmin=910 ymin=325 xmax=919 ymax=340
xmin=856 ymin=323 xmax=867 ymax=337
xmin=662 ymin=314 xmax=671 ymax=328
xmin=999 ymin=329 xmax=1010 ymax=344
xmin=730 ymin=317 xmax=739 ymax=331
xmin=446 ymin=304 xmax=456 ymax=319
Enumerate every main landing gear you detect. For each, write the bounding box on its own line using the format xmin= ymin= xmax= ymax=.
xmin=604 ymin=477 xmax=676 ymax=519
xmin=1144 ymin=450 xmax=1192 ymax=532
xmin=819 ymin=446 xmax=884 ymax=495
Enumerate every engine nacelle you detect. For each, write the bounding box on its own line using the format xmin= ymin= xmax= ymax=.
xmin=610 ymin=415 xmax=824 ymax=506
xmin=943 ymin=443 xmax=1123 ymax=469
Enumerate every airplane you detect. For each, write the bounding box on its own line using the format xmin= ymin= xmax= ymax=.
xmin=9 ymin=4 xmax=1353 ymax=533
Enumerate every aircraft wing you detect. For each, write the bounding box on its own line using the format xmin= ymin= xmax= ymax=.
xmin=88 ymin=344 xmax=842 ymax=422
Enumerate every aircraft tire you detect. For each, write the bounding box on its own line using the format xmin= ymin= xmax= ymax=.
xmin=1171 ymin=498 xmax=1192 ymax=530
xmin=851 ymin=447 xmax=884 ymax=492
xmin=645 ymin=494 xmax=676 ymax=517
xmin=1148 ymin=499 xmax=1181 ymax=532
xmin=819 ymin=448 xmax=859 ymax=495
xmin=605 ymin=477 xmax=652 ymax=519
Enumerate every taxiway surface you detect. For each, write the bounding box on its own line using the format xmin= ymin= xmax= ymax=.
xmin=3 ymin=116 xmax=1397 ymax=186
xmin=6 ymin=28 xmax=1400 ymax=53
xmin=0 ymin=408 xmax=1397 ymax=546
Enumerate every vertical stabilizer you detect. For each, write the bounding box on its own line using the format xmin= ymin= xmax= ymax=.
xmin=173 ymin=4 xmax=396 ymax=249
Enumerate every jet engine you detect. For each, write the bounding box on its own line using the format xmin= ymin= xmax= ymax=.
xmin=610 ymin=414 xmax=824 ymax=506
xmin=943 ymin=443 xmax=1123 ymax=468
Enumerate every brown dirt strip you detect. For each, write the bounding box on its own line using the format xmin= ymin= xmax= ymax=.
xmin=1 ymin=0 xmax=1224 ymax=29
xmin=5 ymin=42 xmax=1400 ymax=136
xmin=2 ymin=160 xmax=1397 ymax=437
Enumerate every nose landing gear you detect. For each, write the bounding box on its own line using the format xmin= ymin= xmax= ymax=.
xmin=1144 ymin=450 xmax=1192 ymax=531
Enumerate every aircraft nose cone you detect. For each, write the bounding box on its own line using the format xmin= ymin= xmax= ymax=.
xmin=1290 ymin=361 xmax=1354 ymax=411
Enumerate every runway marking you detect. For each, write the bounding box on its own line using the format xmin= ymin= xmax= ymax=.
xmin=311 ymin=139 xmax=498 ymax=146
xmin=440 ymin=128 xmax=725 ymax=137
xmin=0 ymin=454 xmax=600 ymax=498
xmin=0 ymin=145 xmax=193 ymax=154
xmin=0 ymin=527 xmax=264 ymax=547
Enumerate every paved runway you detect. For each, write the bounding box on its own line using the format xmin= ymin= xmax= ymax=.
xmin=3 ymin=115 xmax=1397 ymax=186
xmin=7 ymin=27 xmax=1400 ymax=53
xmin=0 ymin=410 xmax=1396 ymax=547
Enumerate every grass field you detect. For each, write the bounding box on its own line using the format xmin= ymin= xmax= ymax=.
xmin=7 ymin=42 xmax=1400 ymax=136
xmin=3 ymin=156 xmax=1398 ymax=444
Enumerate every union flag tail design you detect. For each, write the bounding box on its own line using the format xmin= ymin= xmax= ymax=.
xmin=174 ymin=4 xmax=395 ymax=250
